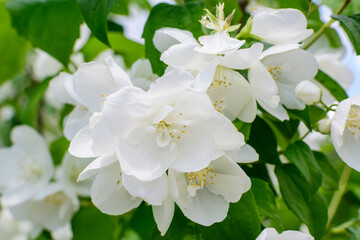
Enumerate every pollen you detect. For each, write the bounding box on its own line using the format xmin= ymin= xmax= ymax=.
xmin=267 ymin=66 xmax=282 ymax=81
xmin=186 ymin=166 xmax=216 ymax=194
xmin=346 ymin=105 xmax=360 ymax=138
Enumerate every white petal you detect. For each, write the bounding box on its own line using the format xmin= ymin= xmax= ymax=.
xmin=153 ymin=27 xmax=199 ymax=53
xmin=69 ymin=125 xmax=96 ymax=158
xmin=196 ymin=32 xmax=244 ymax=54
xmin=149 ymin=69 xmax=194 ymax=95
xmin=77 ymin=153 xmax=117 ymax=181
xmin=193 ymin=59 xmax=219 ymax=91
xmin=152 ymin=196 xmax=175 ymax=236
xmin=206 ymin=156 xmax=251 ymax=202
xmin=122 ymin=173 xmax=168 ymax=205
xmin=251 ymin=8 xmax=313 ymax=44
xmin=220 ymin=43 xmax=263 ymax=69
xmin=91 ymin=117 xmax=118 ymax=156
xmin=278 ymin=230 xmax=314 ymax=240
xmin=103 ymin=55 xmax=132 ymax=88
xmin=47 ymin=72 xmax=77 ymax=106
xmin=258 ymin=99 xmax=289 ymax=121
xmin=72 ymin=62 xmax=121 ymax=112
xmin=117 ymin=132 xmax=176 ymax=181
xmin=260 ymin=44 xmax=300 ymax=59
xmin=226 ymin=144 xmax=259 ymax=163
xmin=256 ymin=228 xmax=279 ymax=240
xmin=91 ymin=162 xmax=142 ymax=215
xmin=160 ymin=43 xmax=213 ymax=71
xmin=179 ymin=188 xmax=228 ymax=226
xmin=63 ymin=106 xmax=92 ymax=140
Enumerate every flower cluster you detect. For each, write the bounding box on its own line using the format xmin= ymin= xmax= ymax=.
xmin=1 ymin=1 xmax=359 ymax=239
xmin=0 ymin=125 xmax=92 ymax=239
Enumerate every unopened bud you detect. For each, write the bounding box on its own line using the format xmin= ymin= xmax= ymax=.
xmin=295 ymin=80 xmax=321 ymax=105
xmin=316 ymin=118 xmax=331 ymax=134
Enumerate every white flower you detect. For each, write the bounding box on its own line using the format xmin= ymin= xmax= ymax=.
xmin=295 ymin=80 xmax=321 ymax=105
xmin=256 ymin=228 xmax=314 ymax=240
xmin=130 ymin=59 xmax=159 ymax=91
xmin=249 ymin=8 xmax=313 ymax=44
xmin=153 ymin=28 xmax=258 ymax=122
xmin=197 ymin=3 xmax=243 ymax=54
xmin=55 ymin=153 xmax=93 ymax=197
xmin=251 ymin=44 xmax=319 ymax=120
xmin=0 ymin=125 xmax=54 ymax=207
xmin=168 ymin=155 xmax=251 ymax=226
xmin=0 ymin=208 xmax=33 ymax=240
xmin=48 ymin=55 xmax=132 ymax=140
xmin=8 ymin=182 xmax=79 ymax=237
xmin=331 ymin=95 xmax=360 ymax=172
xmin=99 ymin=69 xmax=244 ymax=181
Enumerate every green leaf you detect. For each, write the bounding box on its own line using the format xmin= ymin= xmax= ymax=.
xmin=82 ymin=32 xmax=144 ymax=67
xmin=313 ymin=151 xmax=339 ymax=191
xmin=49 ymin=137 xmax=70 ymax=166
xmin=349 ymin=227 xmax=360 ymax=240
xmin=198 ymin=190 xmax=261 ymax=240
xmin=0 ymin=2 xmax=28 ymax=85
xmin=276 ymin=0 xmax=310 ymax=14
xmin=6 ymin=0 xmax=82 ymax=66
xmin=111 ymin=0 xmax=129 ymax=15
xmin=287 ymin=108 xmax=311 ymax=130
xmin=142 ymin=1 xmax=204 ymax=75
xmin=332 ymin=14 xmax=360 ymax=55
xmin=315 ymin=70 xmax=348 ymax=102
xmin=72 ymin=207 xmax=116 ymax=240
xmin=285 ymin=141 xmax=322 ymax=197
xmin=251 ymin=178 xmax=282 ymax=227
xmin=276 ymin=165 xmax=328 ymax=239
xmin=248 ymin=117 xmax=281 ymax=165
xmin=21 ymin=78 xmax=51 ymax=128
xmin=323 ymin=0 xmax=360 ymax=16
xmin=77 ymin=0 xmax=118 ymax=46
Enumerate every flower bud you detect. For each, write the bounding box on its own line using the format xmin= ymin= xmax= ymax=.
xmin=316 ymin=118 xmax=331 ymax=134
xmin=295 ymin=80 xmax=321 ymax=105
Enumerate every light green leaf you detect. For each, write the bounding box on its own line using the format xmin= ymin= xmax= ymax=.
xmin=6 ymin=0 xmax=82 ymax=66
xmin=77 ymin=0 xmax=118 ymax=46
xmin=142 ymin=1 xmax=204 ymax=75
xmin=82 ymin=32 xmax=144 ymax=67
xmin=276 ymin=165 xmax=328 ymax=239
xmin=285 ymin=141 xmax=322 ymax=198
xmin=315 ymin=70 xmax=348 ymax=102
xmin=332 ymin=14 xmax=360 ymax=55
xmin=0 ymin=2 xmax=28 ymax=85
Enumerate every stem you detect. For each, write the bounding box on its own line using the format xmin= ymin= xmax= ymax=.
xmin=303 ymin=0 xmax=351 ymax=50
xmin=327 ymin=165 xmax=352 ymax=227
xmin=300 ymin=130 xmax=311 ymax=140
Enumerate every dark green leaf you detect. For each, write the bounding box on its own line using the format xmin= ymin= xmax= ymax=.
xmin=50 ymin=137 xmax=70 ymax=166
xmin=21 ymin=78 xmax=51 ymax=128
xmin=77 ymin=0 xmax=118 ymax=46
xmin=251 ymin=178 xmax=282 ymax=227
xmin=6 ymin=0 xmax=82 ymax=66
xmin=332 ymin=14 xmax=360 ymax=55
xmin=143 ymin=1 xmax=204 ymax=75
xmin=129 ymin=203 xmax=157 ymax=240
xmin=0 ymin=3 xmax=28 ymax=85
xmin=276 ymin=0 xmax=310 ymax=14
xmin=198 ymin=190 xmax=261 ymax=240
xmin=248 ymin=117 xmax=281 ymax=165
xmin=315 ymin=70 xmax=348 ymax=102
xmin=309 ymin=105 xmax=326 ymax=126
xmin=285 ymin=141 xmax=322 ymax=197
xmin=313 ymin=151 xmax=339 ymax=190
xmin=72 ymin=207 xmax=116 ymax=240
xmin=276 ymin=165 xmax=328 ymax=239
xmin=232 ymin=119 xmax=251 ymax=141
xmin=287 ymin=108 xmax=311 ymax=130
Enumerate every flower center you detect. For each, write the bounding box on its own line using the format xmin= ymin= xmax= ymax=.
xmin=186 ymin=167 xmax=216 ymax=197
xmin=210 ymin=66 xmax=232 ymax=89
xmin=154 ymin=113 xmax=187 ymax=147
xmin=267 ymin=66 xmax=282 ymax=81
xmin=18 ymin=158 xmax=42 ymax=180
xmin=346 ymin=105 xmax=360 ymax=138
xmin=213 ymin=98 xmax=226 ymax=112
xmin=45 ymin=192 xmax=66 ymax=205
